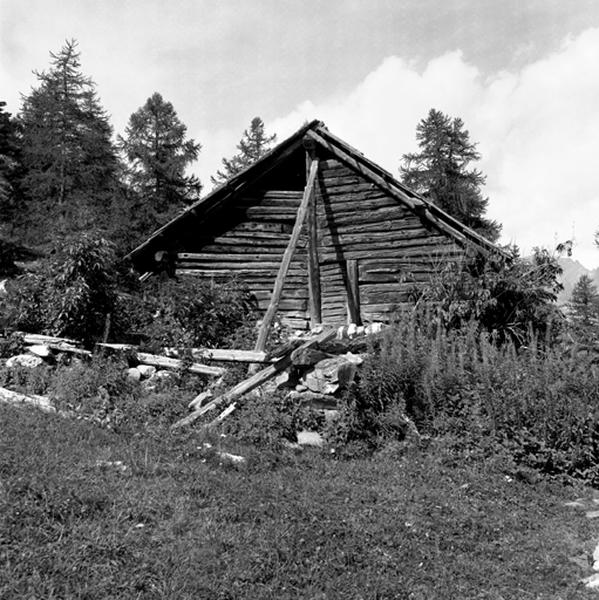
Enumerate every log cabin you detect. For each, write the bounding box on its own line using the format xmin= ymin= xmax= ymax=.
xmin=127 ymin=120 xmax=506 ymax=338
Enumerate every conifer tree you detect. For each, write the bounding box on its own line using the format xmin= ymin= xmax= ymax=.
xmin=569 ymin=274 xmax=599 ymax=341
xmin=119 ymin=92 xmax=201 ymax=237
xmin=19 ymin=40 xmax=119 ymax=243
xmin=211 ymin=117 xmax=276 ymax=186
xmin=0 ymin=101 xmax=23 ymax=235
xmin=400 ymin=108 xmax=500 ymax=241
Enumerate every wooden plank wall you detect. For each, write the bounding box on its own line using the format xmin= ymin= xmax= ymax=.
xmin=175 ymin=190 xmax=311 ymax=330
xmin=172 ymin=156 xmax=468 ymax=330
xmin=316 ymin=158 xmax=464 ymax=324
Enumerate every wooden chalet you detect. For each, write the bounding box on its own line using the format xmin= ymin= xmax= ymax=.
xmin=127 ymin=120 xmax=505 ymax=340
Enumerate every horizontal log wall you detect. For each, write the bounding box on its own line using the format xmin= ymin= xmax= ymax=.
xmin=175 ymin=189 xmax=311 ymax=330
xmin=316 ymin=158 xmax=465 ymax=325
xmin=169 ymin=155 xmax=469 ymax=331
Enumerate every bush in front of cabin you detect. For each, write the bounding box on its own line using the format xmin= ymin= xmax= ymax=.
xmin=412 ymin=246 xmax=564 ymax=346
xmin=122 ymin=275 xmax=258 ymax=351
xmin=0 ymin=235 xmax=119 ymax=345
xmin=328 ymin=316 xmax=599 ymax=484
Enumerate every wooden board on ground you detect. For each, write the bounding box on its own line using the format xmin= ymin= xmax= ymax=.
xmin=172 ymin=328 xmax=336 ymax=430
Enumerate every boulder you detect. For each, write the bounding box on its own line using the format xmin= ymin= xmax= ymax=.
xmin=137 ymin=364 xmax=156 ymax=379
xmin=6 ymin=354 xmax=44 ymax=369
xmin=303 ymin=372 xmax=339 ymax=395
xmin=27 ymin=344 xmax=52 ymax=358
xmin=126 ymin=367 xmax=142 ymax=382
xmin=296 ymin=430 xmax=324 ymax=448
xmin=153 ymin=370 xmax=175 ymax=381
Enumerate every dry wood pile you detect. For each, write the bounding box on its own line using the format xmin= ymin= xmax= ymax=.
xmin=0 ymin=323 xmax=383 ymax=430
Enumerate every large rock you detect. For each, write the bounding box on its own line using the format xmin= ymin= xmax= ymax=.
xmin=300 ymin=352 xmax=362 ymax=394
xmin=137 ymin=364 xmax=156 ymax=379
xmin=6 ymin=354 xmax=44 ymax=369
xmin=296 ymin=430 xmax=324 ymax=448
xmin=126 ymin=367 xmax=142 ymax=382
xmin=27 ymin=344 xmax=51 ymax=358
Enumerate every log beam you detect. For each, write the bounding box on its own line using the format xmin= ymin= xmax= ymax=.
xmin=346 ymin=259 xmax=361 ymax=325
xmin=305 ymin=142 xmax=322 ymax=327
xmin=254 ymin=158 xmax=320 ymax=352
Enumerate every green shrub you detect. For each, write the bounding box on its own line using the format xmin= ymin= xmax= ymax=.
xmin=0 ymin=331 xmax=25 ymax=358
xmin=0 ymin=362 xmax=53 ymax=396
xmin=47 ymin=356 xmax=198 ymax=435
xmin=1 ymin=235 xmax=119 ymax=344
xmin=414 ymin=246 xmax=564 ymax=345
xmin=331 ymin=317 xmax=599 ymax=483
xmin=223 ymin=391 xmax=313 ymax=448
xmin=122 ymin=275 xmax=258 ymax=350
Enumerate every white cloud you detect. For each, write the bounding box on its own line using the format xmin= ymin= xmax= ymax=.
xmin=259 ymin=28 xmax=599 ymax=268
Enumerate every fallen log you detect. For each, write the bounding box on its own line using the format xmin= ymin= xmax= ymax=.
xmin=0 ymin=385 xmax=54 ymax=413
xmin=172 ymin=328 xmax=336 ymax=430
xmin=17 ymin=332 xmax=82 ymax=346
xmin=135 ymin=352 xmax=225 ymax=377
xmin=95 ymin=344 xmax=225 ymax=377
xmin=45 ymin=342 xmax=92 ymax=357
xmin=165 ymin=347 xmax=273 ymax=364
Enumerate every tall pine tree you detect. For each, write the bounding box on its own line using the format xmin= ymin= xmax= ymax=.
xmin=211 ymin=117 xmax=276 ymax=186
xmin=0 ymin=101 xmax=23 ymax=236
xmin=569 ymin=274 xmax=599 ymax=335
xmin=400 ymin=109 xmax=500 ymax=241
xmin=19 ymin=40 xmax=120 ymax=243
xmin=119 ymin=92 xmax=201 ymax=238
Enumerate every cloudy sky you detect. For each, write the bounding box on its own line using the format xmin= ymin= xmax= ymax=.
xmin=2 ymin=0 xmax=599 ymax=267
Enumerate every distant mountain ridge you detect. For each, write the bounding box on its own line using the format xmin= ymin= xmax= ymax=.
xmin=557 ymin=258 xmax=599 ymax=304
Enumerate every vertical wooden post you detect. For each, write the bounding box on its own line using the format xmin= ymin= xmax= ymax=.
xmin=253 ymin=158 xmax=320 ymax=353
xmin=346 ymin=259 xmax=361 ymax=325
xmin=304 ymin=138 xmax=322 ymax=327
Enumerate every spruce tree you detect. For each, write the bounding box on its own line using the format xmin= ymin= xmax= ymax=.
xmin=400 ymin=108 xmax=500 ymax=241
xmin=119 ymin=92 xmax=201 ymax=237
xmin=211 ymin=117 xmax=276 ymax=186
xmin=569 ymin=274 xmax=599 ymax=341
xmin=19 ymin=40 xmax=119 ymax=243
xmin=0 ymin=101 xmax=23 ymax=235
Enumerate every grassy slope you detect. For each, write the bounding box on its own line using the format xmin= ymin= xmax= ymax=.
xmin=1 ymin=404 xmax=597 ymax=600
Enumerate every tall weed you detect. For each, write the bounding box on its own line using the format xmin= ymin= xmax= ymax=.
xmin=334 ymin=316 xmax=599 ymax=483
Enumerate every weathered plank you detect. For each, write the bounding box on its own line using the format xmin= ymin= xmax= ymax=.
xmin=240 ymin=206 xmax=300 ymax=219
xmin=172 ymin=328 xmax=336 ymax=429
xmin=0 ymin=385 xmax=55 ymax=413
xmin=346 ymin=259 xmax=361 ymax=325
xmin=135 ymin=352 xmax=226 ymax=377
xmin=318 ymin=244 xmax=461 ymax=263
xmin=232 ymin=221 xmax=292 ymax=234
xmin=168 ymin=348 xmax=273 ymax=363
xmin=307 ymin=156 xmax=322 ymax=327
xmin=359 ymin=271 xmax=434 ymax=284
xmin=255 ymin=298 xmax=308 ymax=311
xmin=318 ymin=227 xmax=438 ymax=248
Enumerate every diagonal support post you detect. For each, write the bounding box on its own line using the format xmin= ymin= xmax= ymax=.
xmin=253 ymin=158 xmax=320 ymax=352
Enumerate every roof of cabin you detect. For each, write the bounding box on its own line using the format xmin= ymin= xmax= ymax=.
xmin=127 ymin=120 xmax=507 ymax=269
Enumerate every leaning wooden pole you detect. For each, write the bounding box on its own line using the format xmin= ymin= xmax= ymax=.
xmin=253 ymin=157 xmax=320 ymax=352
xmin=172 ymin=328 xmax=336 ymax=430
xmin=305 ymin=139 xmax=322 ymax=327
